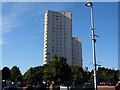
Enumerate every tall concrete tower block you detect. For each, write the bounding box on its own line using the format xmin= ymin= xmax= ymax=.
xmin=43 ymin=10 xmax=72 ymax=65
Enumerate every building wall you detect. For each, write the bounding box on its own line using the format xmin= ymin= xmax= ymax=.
xmin=72 ymin=37 xmax=82 ymax=66
xmin=43 ymin=10 xmax=72 ymax=65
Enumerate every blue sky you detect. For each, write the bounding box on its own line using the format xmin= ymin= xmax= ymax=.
xmin=2 ymin=2 xmax=118 ymax=74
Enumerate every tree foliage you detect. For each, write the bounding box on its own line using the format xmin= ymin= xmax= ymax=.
xmin=10 ymin=66 xmax=22 ymax=83
xmin=23 ymin=66 xmax=43 ymax=85
xmin=97 ymin=67 xmax=119 ymax=85
xmin=43 ymin=56 xmax=71 ymax=85
xmin=2 ymin=67 xmax=11 ymax=81
xmin=2 ymin=57 xmax=120 ymax=86
xmin=70 ymin=65 xmax=84 ymax=85
xmin=117 ymin=70 xmax=120 ymax=80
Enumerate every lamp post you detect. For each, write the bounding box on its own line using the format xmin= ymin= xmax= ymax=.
xmin=85 ymin=2 xmax=98 ymax=90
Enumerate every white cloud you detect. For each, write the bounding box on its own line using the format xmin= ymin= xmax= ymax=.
xmin=0 ymin=38 xmax=9 ymax=45
xmin=0 ymin=38 xmax=2 ymax=45
xmin=2 ymin=4 xmax=25 ymax=34
xmin=2 ymin=14 xmax=18 ymax=34
xmin=1 ymin=3 xmax=41 ymax=45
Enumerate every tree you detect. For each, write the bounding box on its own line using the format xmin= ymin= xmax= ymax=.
xmin=97 ymin=67 xmax=112 ymax=84
xmin=117 ymin=70 xmax=120 ymax=81
xmin=70 ymin=65 xmax=84 ymax=85
xmin=10 ymin=66 xmax=22 ymax=83
xmin=108 ymin=69 xmax=118 ymax=85
xmin=23 ymin=68 xmax=33 ymax=85
xmin=83 ymin=67 xmax=92 ymax=84
xmin=43 ymin=56 xmax=71 ymax=85
xmin=2 ymin=67 xmax=11 ymax=81
xmin=23 ymin=66 xmax=43 ymax=85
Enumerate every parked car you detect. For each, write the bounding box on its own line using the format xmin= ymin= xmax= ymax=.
xmin=3 ymin=85 xmax=17 ymax=90
xmin=16 ymin=84 xmax=23 ymax=90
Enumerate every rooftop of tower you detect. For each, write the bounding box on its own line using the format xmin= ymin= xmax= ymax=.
xmin=46 ymin=10 xmax=72 ymax=13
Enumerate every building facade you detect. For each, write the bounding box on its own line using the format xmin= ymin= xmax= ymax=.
xmin=72 ymin=37 xmax=82 ymax=66
xmin=43 ymin=10 xmax=82 ymax=66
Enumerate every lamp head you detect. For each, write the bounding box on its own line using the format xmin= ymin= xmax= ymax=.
xmin=85 ymin=2 xmax=92 ymax=7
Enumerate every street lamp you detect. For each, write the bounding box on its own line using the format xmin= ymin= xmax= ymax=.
xmin=85 ymin=2 xmax=98 ymax=90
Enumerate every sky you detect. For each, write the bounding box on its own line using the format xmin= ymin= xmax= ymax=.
xmin=1 ymin=2 xmax=118 ymax=74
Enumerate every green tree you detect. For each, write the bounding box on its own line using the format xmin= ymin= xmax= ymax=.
xmin=87 ymin=72 xmax=93 ymax=83
xmin=2 ymin=67 xmax=11 ymax=81
xmin=70 ymin=65 xmax=84 ymax=85
xmin=97 ymin=67 xmax=111 ymax=84
xmin=23 ymin=66 xmax=43 ymax=85
xmin=23 ymin=68 xmax=33 ymax=85
xmin=83 ymin=67 xmax=92 ymax=84
xmin=43 ymin=56 xmax=71 ymax=85
xmin=108 ymin=69 xmax=118 ymax=85
xmin=10 ymin=66 xmax=22 ymax=83
xmin=117 ymin=70 xmax=120 ymax=81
